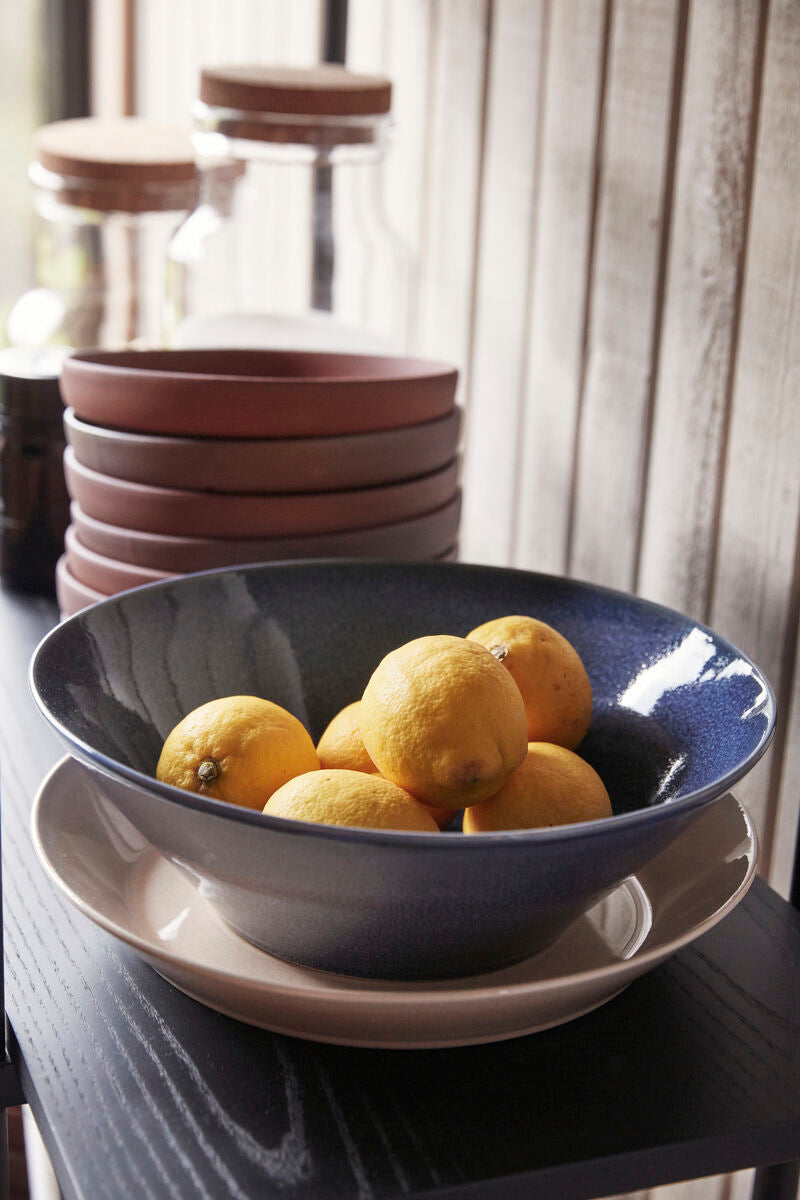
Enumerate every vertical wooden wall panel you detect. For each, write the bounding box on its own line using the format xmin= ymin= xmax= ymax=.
xmin=134 ymin=0 xmax=193 ymax=120
xmin=347 ymin=0 xmax=433 ymax=322
xmin=91 ymin=0 xmax=131 ymax=116
xmin=258 ymin=0 xmax=324 ymax=59
xmin=413 ymin=0 xmax=490 ymax=393
xmin=568 ymin=0 xmax=680 ymax=591
xmin=605 ymin=1171 xmax=750 ymax=1200
xmin=379 ymin=1 xmax=434 ymax=266
xmin=727 ymin=1171 xmax=757 ymax=1200
xmin=709 ymin=0 xmax=800 ymax=885
xmin=636 ymin=1 xmax=764 ymax=621
xmin=460 ymin=0 xmax=549 ymax=566
xmin=135 ymin=0 xmax=322 ymax=122
xmin=773 ymin=638 xmax=800 ymax=896
xmin=513 ymin=0 xmax=610 ymax=575
xmin=346 ymin=0 xmax=387 ymax=65
xmin=651 ymin=1176 xmax=741 ymax=1200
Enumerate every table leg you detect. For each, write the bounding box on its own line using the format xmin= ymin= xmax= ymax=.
xmin=751 ymin=1162 xmax=800 ymax=1200
xmin=1 ymin=787 xmax=26 ymax=1200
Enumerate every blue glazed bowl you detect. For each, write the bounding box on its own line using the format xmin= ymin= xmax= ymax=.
xmin=30 ymin=560 xmax=775 ymax=980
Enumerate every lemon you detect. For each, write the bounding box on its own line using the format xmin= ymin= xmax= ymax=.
xmin=467 ymin=615 xmax=592 ymax=749
xmin=316 ymin=700 xmax=378 ymax=773
xmin=359 ymin=634 xmax=528 ymax=809
xmin=156 ymin=695 xmax=319 ymax=810
xmin=264 ymin=768 xmax=440 ymax=831
xmin=463 ymin=742 xmax=611 ymax=832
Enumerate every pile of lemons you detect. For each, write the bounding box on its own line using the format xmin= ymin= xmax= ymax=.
xmin=156 ymin=615 xmax=611 ymax=833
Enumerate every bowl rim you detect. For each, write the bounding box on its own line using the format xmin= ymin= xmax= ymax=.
xmin=61 ymin=347 xmax=459 ymax=388
xmin=29 ymin=558 xmax=777 ymax=849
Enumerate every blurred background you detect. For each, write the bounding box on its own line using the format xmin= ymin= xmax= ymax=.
xmin=1 ymin=3 xmax=799 ymax=1197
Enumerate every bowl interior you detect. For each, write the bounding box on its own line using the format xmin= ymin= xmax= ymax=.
xmin=31 ymin=560 xmax=774 ymax=823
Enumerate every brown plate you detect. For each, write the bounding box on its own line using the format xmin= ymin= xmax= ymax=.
xmin=63 ymin=446 xmax=460 ymax=538
xmin=62 ymin=406 xmax=463 ymax=495
xmin=65 ymin=525 xmax=173 ymax=594
xmin=69 ymin=494 xmax=462 ymax=573
xmin=55 ymin=555 xmax=107 ymax=616
xmin=59 ymin=348 xmax=458 ymax=438
xmin=32 ymin=760 xmax=757 ymax=1046
xmin=65 ymin=525 xmax=459 ymax=597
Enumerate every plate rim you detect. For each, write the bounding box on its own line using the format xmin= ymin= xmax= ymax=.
xmin=31 ymin=756 xmax=759 ymax=1012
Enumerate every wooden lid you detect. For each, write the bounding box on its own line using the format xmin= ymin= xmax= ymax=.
xmin=34 ymin=118 xmax=197 ymax=183
xmin=199 ymin=65 xmax=392 ymax=116
xmin=32 ymin=118 xmax=198 ymax=212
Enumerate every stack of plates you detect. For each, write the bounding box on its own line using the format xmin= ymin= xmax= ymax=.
xmin=56 ymin=349 xmax=462 ymax=617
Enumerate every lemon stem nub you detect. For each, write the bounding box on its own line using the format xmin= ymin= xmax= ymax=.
xmin=197 ymin=758 xmax=220 ymax=784
xmin=490 ymin=644 xmax=509 ymax=661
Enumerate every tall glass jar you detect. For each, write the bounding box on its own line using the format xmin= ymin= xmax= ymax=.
xmin=164 ymin=65 xmax=415 ymax=354
xmin=5 ymin=118 xmax=198 ymax=353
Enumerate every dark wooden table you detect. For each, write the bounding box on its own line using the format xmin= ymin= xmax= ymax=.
xmin=1 ymin=584 xmax=799 ymax=1200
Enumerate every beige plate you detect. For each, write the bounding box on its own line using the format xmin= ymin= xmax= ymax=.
xmin=32 ymin=757 xmax=757 ymax=1049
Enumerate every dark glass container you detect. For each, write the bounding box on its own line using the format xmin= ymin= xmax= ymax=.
xmin=0 ymin=348 xmax=71 ymax=595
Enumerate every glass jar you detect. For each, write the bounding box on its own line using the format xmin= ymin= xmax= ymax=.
xmin=5 ymin=118 xmax=198 ymax=353
xmin=164 ymin=65 xmax=415 ymax=354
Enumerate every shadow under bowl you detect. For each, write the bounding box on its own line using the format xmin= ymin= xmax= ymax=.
xmin=30 ymin=560 xmax=775 ymax=980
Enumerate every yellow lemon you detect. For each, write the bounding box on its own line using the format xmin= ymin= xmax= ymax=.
xmin=463 ymin=742 xmax=611 ymax=832
xmin=315 ymin=699 xmax=458 ymax=829
xmin=316 ymin=700 xmax=378 ymax=773
xmin=360 ymin=634 xmax=528 ymax=809
xmin=422 ymin=804 xmax=459 ymax=830
xmin=264 ymin=768 xmax=440 ymax=831
xmin=156 ymin=695 xmax=319 ymax=811
xmin=467 ymin=614 xmax=592 ymax=749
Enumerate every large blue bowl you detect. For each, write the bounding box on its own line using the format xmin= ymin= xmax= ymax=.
xmin=30 ymin=560 xmax=775 ymax=979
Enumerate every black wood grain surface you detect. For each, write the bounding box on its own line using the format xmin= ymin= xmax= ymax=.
xmin=1 ymin=586 xmax=799 ymax=1200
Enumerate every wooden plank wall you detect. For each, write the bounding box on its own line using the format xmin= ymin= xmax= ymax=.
xmin=346 ymin=0 xmax=800 ymax=902
xmin=133 ymin=4 xmax=799 ymax=1196
xmin=354 ymin=7 xmax=800 ymax=1200
xmin=134 ymin=0 xmax=323 ymax=121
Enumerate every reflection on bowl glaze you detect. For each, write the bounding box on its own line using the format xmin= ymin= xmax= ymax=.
xmin=579 ymin=624 xmax=771 ymax=815
xmin=617 ymin=626 xmax=718 ymax=714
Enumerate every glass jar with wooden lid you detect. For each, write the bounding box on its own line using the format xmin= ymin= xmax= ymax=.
xmin=5 ymin=118 xmax=198 ymax=352
xmin=164 ymin=65 xmax=415 ymax=354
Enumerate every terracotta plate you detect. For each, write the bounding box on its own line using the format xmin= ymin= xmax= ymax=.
xmin=63 ymin=446 xmax=460 ymax=538
xmin=60 ymin=348 xmax=458 ymax=438
xmin=66 ymin=522 xmax=460 ymax=601
xmin=69 ymin=495 xmax=462 ymax=573
xmin=55 ymin=555 xmax=107 ymax=616
xmin=63 ymin=406 xmax=463 ymax=495
xmin=65 ymin=525 xmax=173 ymax=594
